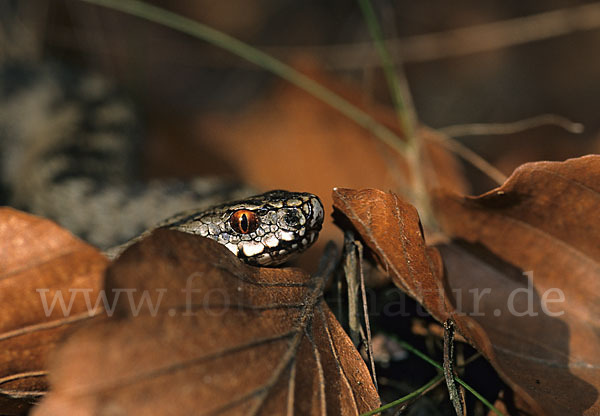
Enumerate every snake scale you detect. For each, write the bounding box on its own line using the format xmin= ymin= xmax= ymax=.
xmin=0 ymin=34 xmax=323 ymax=266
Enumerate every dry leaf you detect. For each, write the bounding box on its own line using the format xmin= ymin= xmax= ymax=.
xmin=332 ymin=188 xmax=452 ymax=321
xmin=434 ymin=155 xmax=600 ymax=415
xmin=0 ymin=208 xmax=106 ymax=414
xmin=332 ymin=156 xmax=600 ymax=416
xmin=34 ymin=229 xmax=380 ymax=415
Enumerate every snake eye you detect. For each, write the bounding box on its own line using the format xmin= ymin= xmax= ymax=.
xmin=230 ymin=210 xmax=259 ymax=234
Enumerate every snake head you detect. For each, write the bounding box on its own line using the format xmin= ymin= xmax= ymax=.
xmin=172 ymin=190 xmax=324 ymax=266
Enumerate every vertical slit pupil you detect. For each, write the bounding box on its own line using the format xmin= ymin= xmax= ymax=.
xmin=231 ymin=210 xmax=256 ymax=234
xmin=240 ymin=213 xmax=248 ymax=233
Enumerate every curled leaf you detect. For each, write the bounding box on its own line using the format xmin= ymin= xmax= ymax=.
xmin=332 ymin=188 xmax=451 ymax=321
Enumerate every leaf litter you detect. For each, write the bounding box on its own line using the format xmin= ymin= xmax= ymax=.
xmin=332 ymin=155 xmax=600 ymax=415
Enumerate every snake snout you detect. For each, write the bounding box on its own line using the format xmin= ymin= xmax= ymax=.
xmin=308 ymin=196 xmax=324 ymax=230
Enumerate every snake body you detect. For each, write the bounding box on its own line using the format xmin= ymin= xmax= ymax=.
xmin=0 ymin=46 xmax=323 ymax=265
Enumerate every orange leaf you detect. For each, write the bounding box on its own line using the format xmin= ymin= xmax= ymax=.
xmin=0 ymin=209 xmax=106 ymax=414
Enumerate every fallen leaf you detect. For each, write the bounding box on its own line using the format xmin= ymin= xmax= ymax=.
xmin=332 ymin=188 xmax=451 ymax=322
xmin=0 ymin=208 xmax=106 ymax=414
xmin=34 ymin=229 xmax=380 ymax=415
xmin=434 ymin=155 xmax=600 ymax=415
xmin=332 ymin=156 xmax=600 ymax=416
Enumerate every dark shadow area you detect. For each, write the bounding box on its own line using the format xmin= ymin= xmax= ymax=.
xmin=439 ymin=239 xmax=598 ymax=414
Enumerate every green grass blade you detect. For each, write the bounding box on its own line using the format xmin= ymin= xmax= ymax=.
xmin=356 ymin=0 xmax=416 ymax=143
xmin=355 ymin=0 xmax=433 ymax=225
xmin=360 ymin=374 xmax=443 ymax=416
xmin=396 ymin=339 xmax=505 ymax=416
xmin=77 ymin=0 xmax=407 ymax=153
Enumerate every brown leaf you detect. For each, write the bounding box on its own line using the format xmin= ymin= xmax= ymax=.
xmin=0 ymin=208 xmax=106 ymax=414
xmin=332 ymin=155 xmax=600 ymax=415
xmin=33 ymin=229 xmax=380 ymax=415
xmin=332 ymin=188 xmax=452 ymax=322
xmin=434 ymin=155 xmax=600 ymax=415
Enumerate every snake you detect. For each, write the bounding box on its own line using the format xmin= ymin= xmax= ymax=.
xmin=107 ymin=190 xmax=324 ymax=265
xmin=0 ymin=26 xmax=323 ymax=266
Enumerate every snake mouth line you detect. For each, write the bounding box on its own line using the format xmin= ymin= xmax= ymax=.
xmin=237 ymin=226 xmax=322 ymax=266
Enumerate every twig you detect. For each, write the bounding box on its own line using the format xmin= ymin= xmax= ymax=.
xmin=263 ymin=2 xmax=600 ymax=67
xmin=426 ymin=133 xmax=508 ymax=185
xmin=343 ymin=230 xmax=360 ymax=346
xmin=443 ymin=320 xmax=466 ymax=416
xmin=357 ymin=240 xmax=377 ymax=391
xmin=431 ymin=114 xmax=585 ymax=185
xmin=391 ymin=337 xmax=505 ymax=416
xmin=439 ymin=114 xmax=584 ymax=137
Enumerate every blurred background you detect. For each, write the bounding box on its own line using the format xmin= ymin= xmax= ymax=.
xmin=12 ymin=0 xmax=600 ymax=193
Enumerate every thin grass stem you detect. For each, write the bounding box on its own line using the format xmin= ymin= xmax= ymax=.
xmin=77 ymin=0 xmax=408 ymax=154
